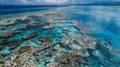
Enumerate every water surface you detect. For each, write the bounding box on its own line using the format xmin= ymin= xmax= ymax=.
xmin=0 ymin=5 xmax=120 ymax=67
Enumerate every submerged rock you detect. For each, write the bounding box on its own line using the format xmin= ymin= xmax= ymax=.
xmin=18 ymin=25 xmax=27 ymax=30
xmin=76 ymin=35 xmax=96 ymax=49
xmin=0 ymin=39 xmax=20 ymax=50
xmin=13 ymin=19 xmax=23 ymax=25
xmin=17 ymin=22 xmax=44 ymax=30
xmin=42 ymin=23 xmax=54 ymax=29
xmin=42 ymin=41 xmax=52 ymax=48
xmin=22 ymin=19 xmax=31 ymax=23
xmin=0 ymin=45 xmax=5 ymax=50
xmin=4 ymin=46 xmax=35 ymax=67
xmin=47 ymin=52 xmax=83 ymax=67
xmin=7 ymin=20 xmax=11 ymax=23
xmin=26 ymin=23 xmax=38 ymax=27
xmin=0 ymin=30 xmax=14 ymax=38
xmin=40 ymin=36 xmax=52 ymax=42
xmin=71 ymin=49 xmax=89 ymax=57
xmin=9 ymin=41 xmax=20 ymax=50
xmin=26 ymin=22 xmax=44 ymax=28
xmin=39 ymin=36 xmax=53 ymax=49
xmin=23 ymin=32 xmax=37 ymax=39
xmin=0 ymin=53 xmax=9 ymax=62
xmin=0 ymin=40 xmax=10 ymax=45
xmin=14 ymin=19 xmax=23 ymax=23
xmin=14 ymin=46 xmax=34 ymax=55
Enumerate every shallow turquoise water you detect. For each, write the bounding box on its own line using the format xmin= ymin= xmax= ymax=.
xmin=0 ymin=5 xmax=120 ymax=67
xmin=69 ymin=5 xmax=120 ymax=48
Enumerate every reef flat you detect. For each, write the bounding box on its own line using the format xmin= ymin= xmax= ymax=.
xmin=0 ymin=6 xmax=120 ymax=67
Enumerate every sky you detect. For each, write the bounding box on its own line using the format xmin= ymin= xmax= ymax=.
xmin=0 ymin=0 xmax=120 ymax=5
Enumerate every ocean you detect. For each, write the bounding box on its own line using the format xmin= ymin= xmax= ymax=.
xmin=0 ymin=5 xmax=120 ymax=67
xmin=0 ymin=5 xmax=65 ymax=15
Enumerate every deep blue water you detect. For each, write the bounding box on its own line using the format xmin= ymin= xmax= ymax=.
xmin=0 ymin=5 xmax=63 ymax=15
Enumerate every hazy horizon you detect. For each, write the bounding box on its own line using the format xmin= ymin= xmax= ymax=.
xmin=0 ymin=0 xmax=120 ymax=5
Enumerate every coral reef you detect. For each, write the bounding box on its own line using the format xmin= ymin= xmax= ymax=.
xmin=9 ymin=40 xmax=20 ymax=50
xmin=0 ymin=45 xmax=4 ymax=50
xmin=47 ymin=52 xmax=83 ymax=67
xmin=0 ymin=53 xmax=9 ymax=62
xmin=3 ymin=46 xmax=35 ymax=67
xmin=23 ymin=32 xmax=37 ymax=39
xmin=0 ymin=30 xmax=14 ymax=38
xmin=40 ymin=36 xmax=52 ymax=42
xmin=75 ymin=35 xmax=96 ymax=49
xmin=0 ymin=6 xmax=120 ymax=67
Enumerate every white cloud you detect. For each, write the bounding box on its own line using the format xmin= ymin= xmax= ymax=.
xmin=0 ymin=0 xmax=4 ymax=2
xmin=114 ymin=0 xmax=120 ymax=1
xmin=45 ymin=0 xmax=68 ymax=4
xmin=20 ymin=0 xmax=30 ymax=4
xmin=0 ymin=0 xmax=8 ymax=3
xmin=36 ymin=0 xmax=68 ymax=4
